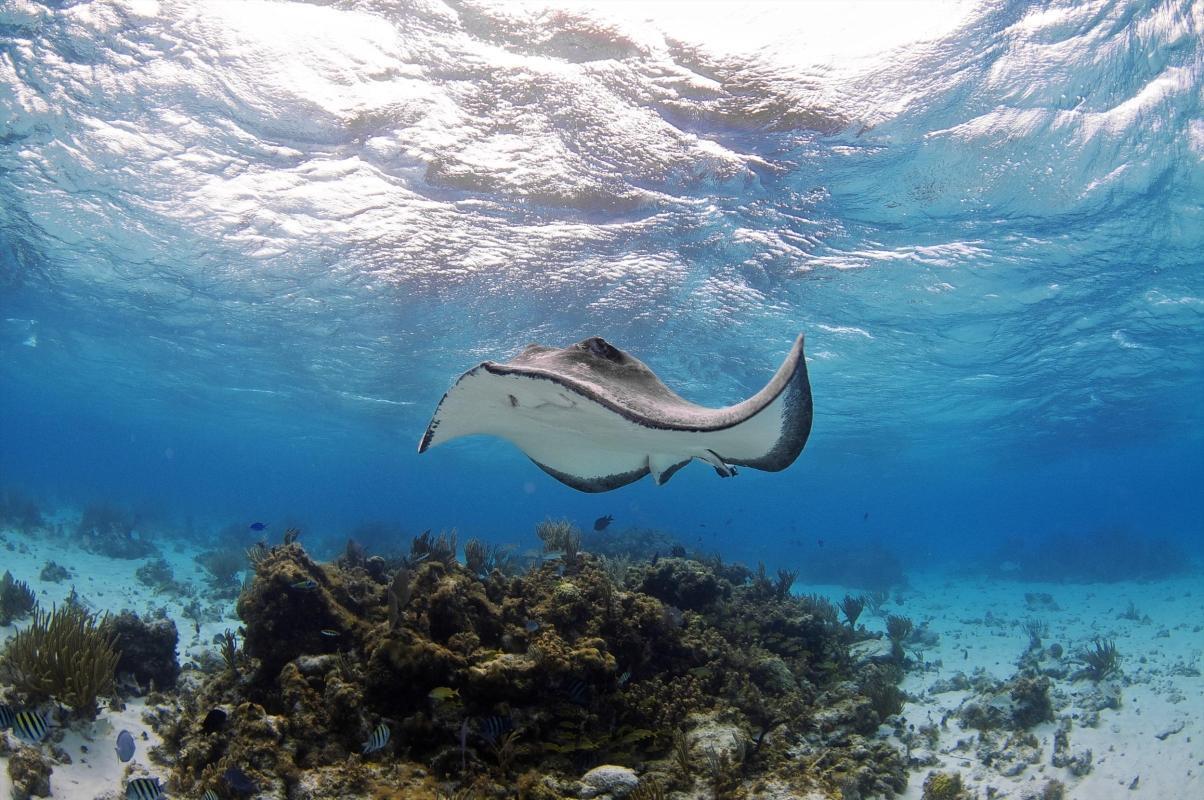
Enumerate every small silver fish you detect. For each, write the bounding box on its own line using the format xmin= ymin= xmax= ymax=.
xmin=290 ymin=579 xmax=318 ymax=590
xmin=319 ymin=629 xmax=339 ymax=638
xmin=361 ymin=722 xmax=390 ymax=754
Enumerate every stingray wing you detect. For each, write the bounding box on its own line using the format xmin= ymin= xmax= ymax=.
xmin=418 ymin=334 xmax=812 ymax=492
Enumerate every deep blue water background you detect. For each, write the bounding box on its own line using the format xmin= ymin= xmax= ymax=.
xmin=1 ymin=0 xmax=1201 ymax=573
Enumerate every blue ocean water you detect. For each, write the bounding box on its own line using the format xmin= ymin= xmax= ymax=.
xmin=0 ymin=0 xmax=1201 ymax=575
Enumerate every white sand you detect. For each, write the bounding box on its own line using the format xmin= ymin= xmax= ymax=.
xmin=866 ymin=570 xmax=1204 ymax=800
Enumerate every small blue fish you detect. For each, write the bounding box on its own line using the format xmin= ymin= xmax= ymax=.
xmin=125 ymin=776 xmax=164 ymax=800
xmin=523 ymin=619 xmax=540 ymax=633
xmin=12 ymin=710 xmax=48 ymax=743
xmin=290 ymin=579 xmax=318 ymax=591
xmin=361 ymin=722 xmax=390 ymax=754
xmin=223 ymin=765 xmax=257 ymax=794
xmin=249 ymin=522 xmax=268 ymax=531
xmin=593 ymin=514 xmax=614 ymax=531
xmin=0 ymin=703 xmax=14 ymax=730
xmin=116 ymin=729 xmax=135 ymax=762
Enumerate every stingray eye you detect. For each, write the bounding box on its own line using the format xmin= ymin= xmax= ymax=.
xmin=583 ymin=337 xmax=621 ymax=362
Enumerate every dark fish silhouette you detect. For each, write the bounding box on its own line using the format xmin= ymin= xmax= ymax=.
xmin=565 ymin=678 xmax=590 ymax=706
xmin=593 ymin=514 xmax=614 ymax=531
xmin=115 ymin=729 xmax=135 ymax=762
xmin=479 ymin=714 xmax=514 ymax=743
xmin=201 ymin=708 xmax=227 ymax=734
xmin=223 ymin=765 xmax=257 ymax=795
xmin=249 ymin=522 xmax=268 ymax=531
xmin=863 ymin=512 xmax=869 ymax=522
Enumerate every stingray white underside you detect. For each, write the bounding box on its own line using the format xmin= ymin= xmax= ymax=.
xmin=421 ymin=367 xmax=796 ymax=491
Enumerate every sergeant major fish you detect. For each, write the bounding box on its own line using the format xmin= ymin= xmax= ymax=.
xmin=361 ymin=722 xmax=390 ymax=754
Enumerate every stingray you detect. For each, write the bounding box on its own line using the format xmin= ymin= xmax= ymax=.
xmin=418 ymin=334 xmax=813 ymax=492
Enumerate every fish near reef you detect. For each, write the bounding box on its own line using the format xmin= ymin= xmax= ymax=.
xmin=0 ymin=703 xmax=14 ymax=730
xmin=223 ymin=765 xmax=257 ymax=795
xmin=593 ymin=514 xmax=614 ymax=531
xmin=419 ymin=334 xmax=812 ymax=492
xmin=290 ymin=579 xmax=318 ymax=590
xmin=249 ymin=522 xmax=268 ymax=531
xmin=115 ymin=729 xmax=135 ymax=762
xmin=125 ymin=776 xmax=164 ymax=800
xmin=12 ymin=709 xmax=48 ymax=743
xmin=362 ymin=723 xmax=390 ymax=754
xmin=428 ymin=686 xmax=460 ymax=704
xmin=200 ymin=707 xmax=227 ymax=734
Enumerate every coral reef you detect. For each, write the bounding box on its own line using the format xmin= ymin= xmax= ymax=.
xmin=1072 ymin=637 xmax=1120 ymax=682
xmin=197 ymin=547 xmax=247 ymax=595
xmin=957 ymin=674 xmax=1054 ymax=731
xmin=135 ymin=557 xmax=187 ymax=596
xmin=102 ymin=610 xmax=181 ymax=691
xmin=76 ymin=502 xmax=157 ymax=559
xmin=0 ymin=487 xmax=44 ymax=534
xmin=38 ymin=561 xmax=70 ymax=583
xmin=6 ymin=744 xmax=52 ymax=800
xmin=0 ymin=570 xmax=37 ymax=626
xmin=0 ymin=604 xmax=120 ymax=718
xmin=921 ymin=770 xmax=968 ymax=800
xmin=154 ymin=531 xmax=910 ymax=798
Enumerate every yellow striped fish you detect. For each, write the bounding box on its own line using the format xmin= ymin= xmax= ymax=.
xmin=0 ymin=703 xmax=15 ymax=730
xmin=12 ymin=710 xmax=48 ymax=743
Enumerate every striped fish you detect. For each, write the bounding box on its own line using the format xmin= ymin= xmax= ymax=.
xmin=565 ymin=678 xmax=590 ymax=706
xmin=124 ymin=776 xmax=164 ymax=800
xmin=479 ymin=714 xmax=514 ymax=744
xmin=361 ymin=722 xmax=390 ymax=754
xmin=200 ymin=791 xmax=219 ymax=800
xmin=0 ymin=703 xmax=15 ymax=730
xmin=12 ymin=710 xmax=48 ymax=743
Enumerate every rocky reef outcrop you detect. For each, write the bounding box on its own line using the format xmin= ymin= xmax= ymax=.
xmin=153 ymin=532 xmax=913 ymax=798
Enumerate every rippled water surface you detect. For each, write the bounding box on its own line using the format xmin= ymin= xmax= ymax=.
xmin=1 ymin=0 xmax=1201 ymax=557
